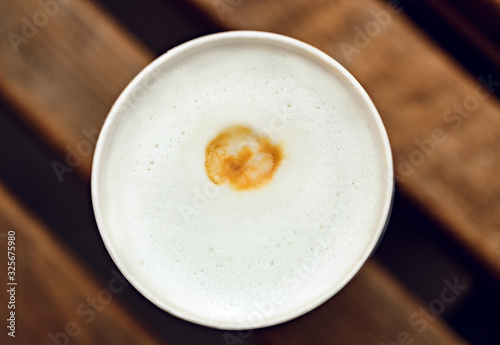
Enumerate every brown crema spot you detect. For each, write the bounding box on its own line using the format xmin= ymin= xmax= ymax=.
xmin=205 ymin=125 xmax=283 ymax=191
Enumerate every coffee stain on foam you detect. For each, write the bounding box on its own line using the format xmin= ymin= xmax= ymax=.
xmin=205 ymin=125 xmax=283 ymax=191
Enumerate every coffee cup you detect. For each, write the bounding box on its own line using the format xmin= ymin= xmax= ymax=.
xmin=91 ymin=30 xmax=394 ymax=330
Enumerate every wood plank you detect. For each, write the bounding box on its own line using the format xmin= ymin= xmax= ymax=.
xmin=187 ymin=0 xmax=500 ymax=279
xmin=255 ymin=261 xmax=468 ymax=345
xmin=0 ymin=0 xmax=154 ymax=181
xmin=0 ymin=182 xmax=164 ymax=344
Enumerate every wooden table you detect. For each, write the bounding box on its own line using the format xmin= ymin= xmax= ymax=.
xmin=1 ymin=0 xmax=499 ymax=344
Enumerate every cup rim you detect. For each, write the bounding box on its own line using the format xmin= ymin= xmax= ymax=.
xmin=91 ymin=30 xmax=394 ymax=330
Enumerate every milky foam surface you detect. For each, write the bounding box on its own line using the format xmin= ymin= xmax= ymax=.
xmin=97 ymin=39 xmax=391 ymax=328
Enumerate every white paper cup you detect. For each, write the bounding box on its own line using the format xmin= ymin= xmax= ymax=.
xmin=91 ymin=31 xmax=394 ymax=330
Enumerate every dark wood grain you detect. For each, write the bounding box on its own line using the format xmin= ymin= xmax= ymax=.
xmin=0 ymin=182 xmax=164 ymax=345
xmin=188 ymin=0 xmax=500 ymax=280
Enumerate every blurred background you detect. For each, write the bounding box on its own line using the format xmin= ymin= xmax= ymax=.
xmin=0 ymin=0 xmax=499 ymax=344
